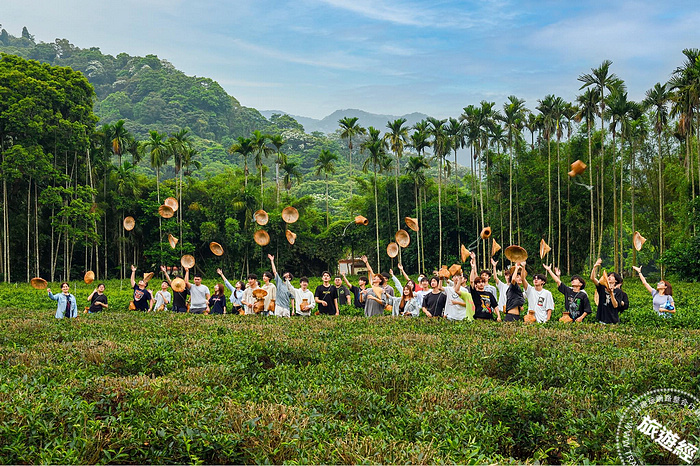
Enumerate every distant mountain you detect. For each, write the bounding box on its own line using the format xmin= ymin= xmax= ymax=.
xmin=260 ymin=109 xmax=431 ymax=135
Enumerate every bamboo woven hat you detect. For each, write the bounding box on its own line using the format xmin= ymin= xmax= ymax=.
xmin=539 ymin=239 xmax=551 ymax=259
xmin=507 ymin=265 xmax=528 ymax=280
xmin=395 ymin=229 xmax=410 ymax=248
xmin=282 ymin=206 xmax=299 ymax=224
xmin=505 ymin=245 xmax=528 ymax=262
xmin=159 ymin=205 xmax=174 ymax=219
xmin=171 ymin=277 xmax=186 ymax=292
xmin=252 ymin=288 xmax=268 ymax=299
xmin=210 ymin=242 xmax=224 ymax=256
xmin=168 ymin=234 xmax=178 ymax=249
xmin=164 ymin=197 xmax=179 ymax=212
xmin=254 ymin=209 xmax=269 ymax=226
xmin=286 ymin=229 xmax=297 ymax=245
xmin=480 ymin=226 xmax=492 ymax=239
xmin=84 ymin=271 xmax=95 ymax=285
xmin=460 ymin=244 xmax=468 ymax=263
xmin=355 ymin=215 xmax=369 ymax=225
xmin=405 ymin=217 xmax=419 ymax=232
xmin=387 ymin=242 xmax=399 ymax=258
xmin=142 ymin=272 xmax=155 ymax=283
xmin=633 ymin=231 xmax=646 ymax=251
xmin=491 ymin=238 xmax=501 ymax=256
xmin=437 ymin=265 xmax=451 ymax=279
xmin=180 ymin=254 xmax=195 ymax=269
xmin=599 ymin=270 xmax=610 ymax=289
xmin=559 ymin=312 xmax=573 ymax=323
xmin=568 ymin=159 xmax=587 ymax=177
xmin=524 ymin=311 xmax=537 ymax=323
xmin=30 ymin=277 xmax=48 ymax=289
xmin=123 ymin=216 xmax=136 ymax=231
xmin=254 ymin=230 xmax=270 ymax=246
xmin=448 ymin=263 xmax=462 ymax=277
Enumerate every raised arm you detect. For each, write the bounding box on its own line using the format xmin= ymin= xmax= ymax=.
xmin=161 ymin=265 xmax=173 ymax=285
xmin=632 ymin=266 xmax=654 ymax=294
xmin=542 ymin=264 xmax=561 ymax=287
xmin=469 ymin=252 xmax=478 ymax=285
xmin=389 ymin=269 xmax=403 ymax=292
xmin=491 ymin=258 xmax=503 ymax=285
xmin=87 ymin=288 xmax=97 ymax=302
xmin=590 ymin=258 xmax=602 ymax=286
xmin=268 ymin=254 xmax=279 ymax=278
xmin=397 ymin=263 xmax=411 ymax=284
xmin=361 ymin=255 xmax=374 ymax=282
xmin=184 ymin=267 xmax=192 ymax=289
xmin=130 ymin=265 xmax=137 ymax=287
xmin=341 ymin=271 xmax=353 ymax=289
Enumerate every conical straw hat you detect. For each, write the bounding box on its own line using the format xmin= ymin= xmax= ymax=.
xmin=633 ymin=231 xmax=646 ymax=251
xmin=210 ymin=242 xmax=224 ymax=256
xmin=164 ymin=197 xmax=179 ymax=212
xmin=559 ymin=312 xmax=573 ymax=323
xmin=30 ymin=277 xmax=48 ymax=289
xmin=539 ymin=239 xmax=551 ymax=259
xmin=491 ymin=238 xmax=501 ymax=256
xmin=142 ymin=272 xmax=155 ymax=283
xmin=254 ymin=209 xmax=269 ymax=226
xmin=84 ymin=271 xmax=95 ymax=285
xmin=460 ymin=244 xmax=468 ymax=263
xmin=599 ymin=270 xmax=610 ymax=289
xmin=480 ymin=226 xmax=492 ymax=239
xmin=505 ymin=245 xmax=528 ymax=262
xmin=123 ymin=216 xmax=135 ymax=231
xmin=387 ymin=242 xmax=399 ymax=258
xmin=395 ymin=229 xmax=410 ymax=248
xmin=405 ymin=217 xmax=419 ymax=232
xmin=254 ymin=230 xmax=270 ymax=246
xmin=282 ymin=206 xmax=299 ymax=224
xmin=286 ymin=229 xmax=297 ymax=245
xmin=568 ymin=159 xmax=587 ymax=177
xmin=180 ymin=254 xmax=195 ymax=269
xmin=355 ymin=215 xmax=369 ymax=225
xmin=168 ymin=234 xmax=178 ymax=249
xmin=253 ymin=288 xmax=268 ymax=299
xmin=158 ymin=205 xmax=174 ymax=219
xmin=448 ymin=264 xmax=462 ymax=277
xmin=171 ymin=277 xmax=186 ymax=292
xmin=437 ymin=265 xmax=451 ymax=279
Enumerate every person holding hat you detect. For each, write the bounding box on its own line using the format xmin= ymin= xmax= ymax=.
xmin=149 ymin=281 xmax=171 ymax=312
xmin=86 ymin=284 xmax=108 ymax=313
xmin=632 ymin=265 xmax=675 ymax=317
xmin=130 ymin=265 xmax=153 ymax=312
xmin=287 ymin=276 xmax=316 ymax=317
xmin=522 ymin=272 xmax=554 ymax=323
xmin=241 ymin=274 xmax=261 ymax=315
xmin=503 ymin=262 xmax=527 ymax=322
xmin=590 ymin=258 xmax=626 ymax=324
xmin=161 ymin=265 xmax=190 ymax=313
xmin=48 ymin=282 xmax=78 ymax=319
xmin=261 ymin=271 xmax=277 ymax=317
xmin=543 ymin=264 xmax=591 ymax=322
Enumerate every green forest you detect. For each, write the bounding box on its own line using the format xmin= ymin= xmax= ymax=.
xmin=1 ymin=27 xmax=700 ymax=283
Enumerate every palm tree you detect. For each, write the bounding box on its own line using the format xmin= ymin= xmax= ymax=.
xmin=408 ymin=124 xmax=431 ymax=269
xmin=385 ymin=118 xmax=409 ymax=259
xmin=338 ymin=117 xmax=366 ymax=197
xmin=315 ymin=149 xmax=339 ymax=227
xmin=427 ymin=117 xmax=449 ymax=266
xmin=229 ymin=136 xmax=254 ymax=187
xmin=405 ymin=155 xmax=430 ymax=273
xmin=500 ymin=96 xmax=526 ymax=244
xmin=144 ymin=130 xmax=171 ymax=262
xmin=576 ymin=88 xmax=600 ymax=267
xmin=110 ymin=120 xmax=130 ymax=168
xmin=643 ymin=82 xmax=671 ymax=277
xmin=362 ymin=127 xmax=389 ymax=267
xmin=552 ymin=96 xmax=567 ymax=269
xmin=251 ymin=130 xmax=272 ymax=209
xmin=169 ymin=128 xmax=192 ymax=248
xmin=446 ymin=117 xmax=466 ymax=253
xmin=537 ymin=95 xmax=556 ymax=251
xmin=280 ymin=156 xmax=302 ymax=194
xmin=269 ymin=134 xmax=286 ymax=205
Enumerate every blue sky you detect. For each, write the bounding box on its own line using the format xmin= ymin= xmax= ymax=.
xmin=2 ymin=0 xmax=699 ymax=119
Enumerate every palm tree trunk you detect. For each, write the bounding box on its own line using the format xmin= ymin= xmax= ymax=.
xmin=509 ymin=139 xmax=513 ymax=246
xmin=547 ymin=137 xmax=552 ymax=250
xmin=588 ymin=120 xmax=594 ymax=269
xmin=27 ymin=178 xmax=31 ymax=282
xmin=374 ymin=166 xmax=380 ymax=269
xmin=597 ymin=111 xmax=605 ymax=259
xmin=454 ymin=148 xmax=461 ymax=257
xmin=657 ymin=131 xmax=664 ymax=278
xmin=395 ymin=153 xmax=402 ymax=264
xmin=438 ymin=156 xmax=443 ymax=267
xmin=557 ymin=137 xmax=561 ymax=269
xmin=325 ymin=174 xmax=329 ymax=227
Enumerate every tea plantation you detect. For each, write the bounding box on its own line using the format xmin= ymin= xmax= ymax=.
xmin=1 ymin=279 xmax=699 ymax=464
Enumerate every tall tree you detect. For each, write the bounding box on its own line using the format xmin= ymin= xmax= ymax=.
xmin=500 ymin=96 xmax=527 ymax=244
xmin=144 ymin=130 xmax=170 ymax=262
xmin=405 ymin=155 xmax=430 ymax=273
xmin=427 ymin=117 xmax=450 ymax=267
xmin=251 ymin=130 xmax=272 ymax=209
xmin=269 ymin=134 xmax=286 ymax=206
xmin=576 ymin=88 xmax=600 ymax=267
xmin=362 ymin=127 xmax=389 ymax=268
xmin=338 ymin=117 xmax=366 ymax=198
xmin=446 ymin=117 xmax=466 ymax=254
xmin=315 ymin=149 xmax=339 ymax=227
xmin=385 ymin=118 xmax=409 ymax=261
xmin=229 ymin=136 xmax=254 ymax=187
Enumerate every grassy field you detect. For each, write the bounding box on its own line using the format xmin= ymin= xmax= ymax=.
xmin=1 ymin=278 xmax=699 ymax=464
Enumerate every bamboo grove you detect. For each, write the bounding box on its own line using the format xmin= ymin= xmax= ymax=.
xmin=1 ymin=49 xmax=700 ymax=283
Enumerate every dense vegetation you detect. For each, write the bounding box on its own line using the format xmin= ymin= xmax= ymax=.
xmin=1 ymin=27 xmax=699 ymax=286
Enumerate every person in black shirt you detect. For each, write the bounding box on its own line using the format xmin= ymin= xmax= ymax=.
xmin=208 ymin=283 xmax=227 ymax=315
xmin=130 ymin=265 xmax=152 ymax=311
xmin=87 ymin=283 xmax=108 ymax=313
xmin=314 ymin=271 xmax=339 ymax=315
xmin=469 ymin=277 xmax=500 ymax=321
xmin=504 ymin=262 xmax=526 ymax=322
xmin=162 ymin=265 xmax=190 ymax=313
xmin=590 ymin=259 xmax=626 ymax=324
xmin=421 ymin=276 xmax=446 ymax=318
xmin=342 ymin=272 xmax=368 ymax=309
xmin=334 ymin=276 xmax=352 ymax=306
xmin=543 ymin=264 xmax=591 ymax=322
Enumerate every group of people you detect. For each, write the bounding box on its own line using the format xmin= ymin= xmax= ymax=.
xmin=47 ymin=253 xmax=676 ymax=323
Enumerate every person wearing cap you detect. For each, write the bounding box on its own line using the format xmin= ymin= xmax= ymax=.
xmin=590 ymin=258 xmax=626 ymax=324
xmin=287 ymin=276 xmax=316 ymax=317
xmin=315 ymin=271 xmax=339 ymax=316
xmin=130 ymin=265 xmax=153 ymax=312
xmin=632 ymin=266 xmax=675 ymax=317
xmin=543 ymin=264 xmax=591 ymax=322
xmin=185 ymin=271 xmax=211 ymax=315
xmin=149 ymin=281 xmax=171 ymax=312
xmin=48 ymin=282 xmax=78 ymax=319
xmin=267 ymin=255 xmax=293 ymax=317
xmin=161 ymin=265 xmax=190 ymax=313
xmin=522 ymin=272 xmax=554 ymax=323
xmin=86 ymin=284 xmax=108 ymax=313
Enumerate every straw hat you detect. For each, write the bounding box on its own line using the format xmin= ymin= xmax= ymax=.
xmin=371 ymin=285 xmax=384 ymax=297
xmin=142 ymin=272 xmax=155 ymax=284
xmin=286 ymin=229 xmax=297 ymax=245
xmin=480 ymin=226 xmax=492 ymax=239
xmin=507 ymin=265 xmax=528 ymax=281
xmin=491 ymin=238 xmax=501 ymax=256
xmin=253 ymin=288 xmax=268 ymax=299
xmin=524 ymin=310 xmax=536 ymax=323
xmin=599 ymin=270 xmax=610 ymax=289
xmin=539 ymin=239 xmax=551 ymax=259
xmin=180 ymin=254 xmax=195 ymax=269
xmin=355 ymin=215 xmax=369 ymax=226
xmin=559 ymin=312 xmax=573 ymax=323
xmin=395 ymin=229 xmax=410 ymax=248
xmin=30 ymin=277 xmax=48 ymax=289
xmin=210 ymin=242 xmax=224 ymax=256
xmin=254 ymin=209 xmax=269 ymax=226
xmin=164 ymin=197 xmax=179 ymax=212
xmin=505 ymin=245 xmax=528 ymax=262
xmin=254 ymin=230 xmax=270 ymax=246
xmin=405 ymin=217 xmax=419 ymax=232
xmin=460 ymin=244 xmax=468 ymax=263
xmin=633 ymin=231 xmax=646 ymax=251
xmin=448 ymin=263 xmax=462 ymax=277
xmin=84 ymin=271 xmax=95 ymax=285
xmin=568 ymin=159 xmax=587 ymax=177
xmin=387 ymin=242 xmax=399 ymax=258
xmin=123 ymin=216 xmax=135 ymax=231
xmin=171 ymin=277 xmax=186 ymax=292
xmin=282 ymin=206 xmax=299 ymax=224
xmin=168 ymin=234 xmax=178 ymax=249
xmin=158 ymin=205 xmax=174 ymax=219
xmin=437 ymin=266 xmax=451 ymax=279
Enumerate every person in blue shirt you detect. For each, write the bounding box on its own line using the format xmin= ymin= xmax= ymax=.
xmin=48 ymin=282 xmax=78 ymax=319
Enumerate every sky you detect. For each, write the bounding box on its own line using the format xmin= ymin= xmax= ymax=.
xmin=2 ymin=0 xmax=699 ymax=120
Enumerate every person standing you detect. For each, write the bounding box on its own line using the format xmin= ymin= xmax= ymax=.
xmin=150 ymin=281 xmax=171 ymax=312
xmin=314 ymin=271 xmax=339 ymax=316
xmin=241 ymin=274 xmax=260 ymax=315
xmin=384 ymin=284 xmax=420 ymax=316
xmin=268 ymin=255 xmax=293 ymax=317
xmin=543 ymin=264 xmax=591 ymax=322
xmin=161 ymin=265 xmax=189 ymax=313
xmin=48 ymin=282 xmax=78 ymax=319
xmin=130 ymin=265 xmax=153 ymax=312
xmin=217 ymin=268 xmax=245 ymax=315
xmin=288 ymin=276 xmax=316 ymax=317
xmin=633 ymin=266 xmax=673 ymax=317
xmin=208 ymin=284 xmax=227 ymax=315
xmin=503 ymin=262 xmax=526 ymax=322
xmin=186 ymin=272 xmax=211 ymax=315
xmin=341 ymin=271 xmax=368 ymax=310
xmin=421 ymin=276 xmax=447 ymax=318
xmin=590 ymin=258 xmax=625 ymax=324
xmin=444 ymin=274 xmax=474 ymax=321
xmin=86 ymin=283 xmax=108 ymax=314
xmin=492 ymin=258 xmax=512 ymax=316
xmin=522 ymin=272 xmax=555 ymax=323
xmin=261 ymin=271 xmax=277 ymax=316
xmin=333 ymin=275 xmax=352 ymax=306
